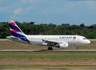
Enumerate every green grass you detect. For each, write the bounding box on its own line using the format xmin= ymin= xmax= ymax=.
xmin=0 ymin=40 xmax=96 ymax=68
xmin=0 ymin=41 xmax=96 ymax=50
xmin=0 ymin=65 xmax=96 ymax=69
xmin=0 ymin=53 xmax=96 ymax=68
xmin=0 ymin=53 xmax=96 ymax=60
xmin=0 ymin=52 xmax=96 ymax=69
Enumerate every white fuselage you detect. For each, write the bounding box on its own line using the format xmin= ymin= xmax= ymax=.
xmin=7 ymin=35 xmax=90 ymax=46
xmin=26 ymin=35 xmax=90 ymax=46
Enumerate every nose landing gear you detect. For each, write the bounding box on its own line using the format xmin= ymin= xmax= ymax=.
xmin=76 ymin=45 xmax=79 ymax=50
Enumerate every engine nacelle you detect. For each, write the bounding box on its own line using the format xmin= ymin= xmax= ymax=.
xmin=42 ymin=42 xmax=48 ymax=46
xmin=57 ymin=42 xmax=68 ymax=48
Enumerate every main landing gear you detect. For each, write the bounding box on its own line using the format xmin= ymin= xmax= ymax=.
xmin=48 ymin=46 xmax=53 ymax=50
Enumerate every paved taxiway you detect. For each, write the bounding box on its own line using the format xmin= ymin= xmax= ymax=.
xmin=0 ymin=50 xmax=96 ymax=53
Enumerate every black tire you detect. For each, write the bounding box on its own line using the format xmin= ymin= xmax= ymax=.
xmin=48 ymin=47 xmax=53 ymax=50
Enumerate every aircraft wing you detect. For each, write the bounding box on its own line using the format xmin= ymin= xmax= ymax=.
xmin=42 ymin=39 xmax=69 ymax=48
xmin=42 ymin=39 xmax=63 ymax=46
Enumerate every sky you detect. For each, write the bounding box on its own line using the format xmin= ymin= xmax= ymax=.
xmin=0 ymin=0 xmax=96 ymax=25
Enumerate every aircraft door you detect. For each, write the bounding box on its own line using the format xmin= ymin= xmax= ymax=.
xmin=73 ymin=36 xmax=79 ymax=45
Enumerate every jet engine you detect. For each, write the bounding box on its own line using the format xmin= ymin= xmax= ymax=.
xmin=57 ymin=42 xmax=68 ymax=48
xmin=42 ymin=42 xmax=48 ymax=46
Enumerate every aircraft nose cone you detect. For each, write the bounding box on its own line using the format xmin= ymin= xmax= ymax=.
xmin=87 ymin=40 xmax=91 ymax=44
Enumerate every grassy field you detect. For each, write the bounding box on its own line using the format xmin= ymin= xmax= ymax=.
xmin=0 ymin=39 xmax=96 ymax=50
xmin=0 ymin=53 xmax=96 ymax=68
xmin=0 ymin=40 xmax=96 ymax=69
xmin=0 ymin=53 xmax=96 ymax=60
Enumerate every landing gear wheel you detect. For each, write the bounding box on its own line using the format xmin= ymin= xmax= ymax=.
xmin=76 ymin=45 xmax=78 ymax=50
xmin=48 ymin=47 xmax=53 ymax=50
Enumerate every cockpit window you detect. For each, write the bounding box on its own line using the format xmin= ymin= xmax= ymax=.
xmin=83 ymin=38 xmax=86 ymax=40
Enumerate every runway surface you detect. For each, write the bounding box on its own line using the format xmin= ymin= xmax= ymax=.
xmin=0 ymin=50 xmax=96 ymax=53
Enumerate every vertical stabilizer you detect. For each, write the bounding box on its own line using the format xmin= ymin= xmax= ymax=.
xmin=8 ymin=20 xmax=30 ymax=43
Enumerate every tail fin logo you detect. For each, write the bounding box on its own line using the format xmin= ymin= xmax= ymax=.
xmin=9 ymin=21 xmax=22 ymax=32
xmin=8 ymin=21 xmax=30 ymax=43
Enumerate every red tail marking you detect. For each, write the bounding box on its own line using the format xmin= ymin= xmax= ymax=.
xmin=9 ymin=22 xmax=16 ymax=26
xmin=11 ymin=30 xmax=19 ymax=33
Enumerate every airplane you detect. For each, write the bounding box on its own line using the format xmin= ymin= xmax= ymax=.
xmin=7 ymin=20 xmax=90 ymax=50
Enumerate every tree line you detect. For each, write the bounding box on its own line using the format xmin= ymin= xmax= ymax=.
xmin=0 ymin=21 xmax=96 ymax=39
